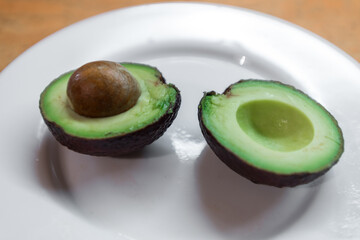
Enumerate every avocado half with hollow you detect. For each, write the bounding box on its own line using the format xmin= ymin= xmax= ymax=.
xmin=198 ymin=80 xmax=343 ymax=187
xmin=40 ymin=62 xmax=181 ymax=156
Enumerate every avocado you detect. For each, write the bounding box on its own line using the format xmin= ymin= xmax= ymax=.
xmin=40 ymin=62 xmax=181 ymax=157
xmin=198 ymin=80 xmax=343 ymax=187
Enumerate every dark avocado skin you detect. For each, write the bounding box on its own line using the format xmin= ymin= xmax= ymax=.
xmin=40 ymin=65 xmax=181 ymax=157
xmin=198 ymin=80 xmax=343 ymax=188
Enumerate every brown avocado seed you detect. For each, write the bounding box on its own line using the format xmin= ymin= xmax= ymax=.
xmin=67 ymin=61 xmax=141 ymax=118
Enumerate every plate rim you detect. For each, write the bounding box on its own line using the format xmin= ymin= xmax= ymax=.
xmin=1 ymin=2 xmax=359 ymax=76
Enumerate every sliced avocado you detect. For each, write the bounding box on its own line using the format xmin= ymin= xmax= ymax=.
xmin=40 ymin=62 xmax=181 ymax=156
xmin=198 ymin=80 xmax=343 ymax=187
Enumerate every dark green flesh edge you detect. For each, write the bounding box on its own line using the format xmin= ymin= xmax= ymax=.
xmin=198 ymin=80 xmax=344 ymax=188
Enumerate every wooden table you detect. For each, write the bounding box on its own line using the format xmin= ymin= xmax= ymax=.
xmin=1 ymin=0 xmax=359 ymax=71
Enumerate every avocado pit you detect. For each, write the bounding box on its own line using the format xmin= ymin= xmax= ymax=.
xmin=67 ymin=61 xmax=140 ymax=118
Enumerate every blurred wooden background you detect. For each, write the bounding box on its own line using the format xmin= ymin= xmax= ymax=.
xmin=0 ymin=0 xmax=359 ymax=71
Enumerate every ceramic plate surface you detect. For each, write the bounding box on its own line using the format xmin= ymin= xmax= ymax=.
xmin=1 ymin=3 xmax=360 ymax=239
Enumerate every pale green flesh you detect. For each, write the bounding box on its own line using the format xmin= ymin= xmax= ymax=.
xmin=236 ymin=100 xmax=314 ymax=152
xmin=202 ymin=81 xmax=343 ymax=174
xmin=40 ymin=63 xmax=178 ymax=139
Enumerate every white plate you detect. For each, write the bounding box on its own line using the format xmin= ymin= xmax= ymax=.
xmin=1 ymin=3 xmax=360 ymax=239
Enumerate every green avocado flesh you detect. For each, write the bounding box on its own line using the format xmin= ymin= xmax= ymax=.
xmin=40 ymin=63 xmax=178 ymax=139
xmin=200 ymin=80 xmax=343 ymax=175
xmin=236 ymin=100 xmax=314 ymax=152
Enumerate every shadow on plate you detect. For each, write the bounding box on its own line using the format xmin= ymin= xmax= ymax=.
xmin=36 ymin=133 xmax=71 ymax=194
xmin=196 ymin=146 xmax=323 ymax=239
xmin=35 ymin=132 xmax=175 ymax=211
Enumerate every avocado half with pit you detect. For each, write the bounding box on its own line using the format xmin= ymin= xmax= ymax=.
xmin=40 ymin=62 xmax=181 ymax=156
xmin=198 ymin=80 xmax=343 ymax=187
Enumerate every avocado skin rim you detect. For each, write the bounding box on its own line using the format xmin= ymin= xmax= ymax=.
xmin=198 ymin=80 xmax=344 ymax=188
xmin=40 ymin=67 xmax=181 ymax=157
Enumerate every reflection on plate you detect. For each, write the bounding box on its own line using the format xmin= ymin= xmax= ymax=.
xmin=0 ymin=3 xmax=360 ymax=240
